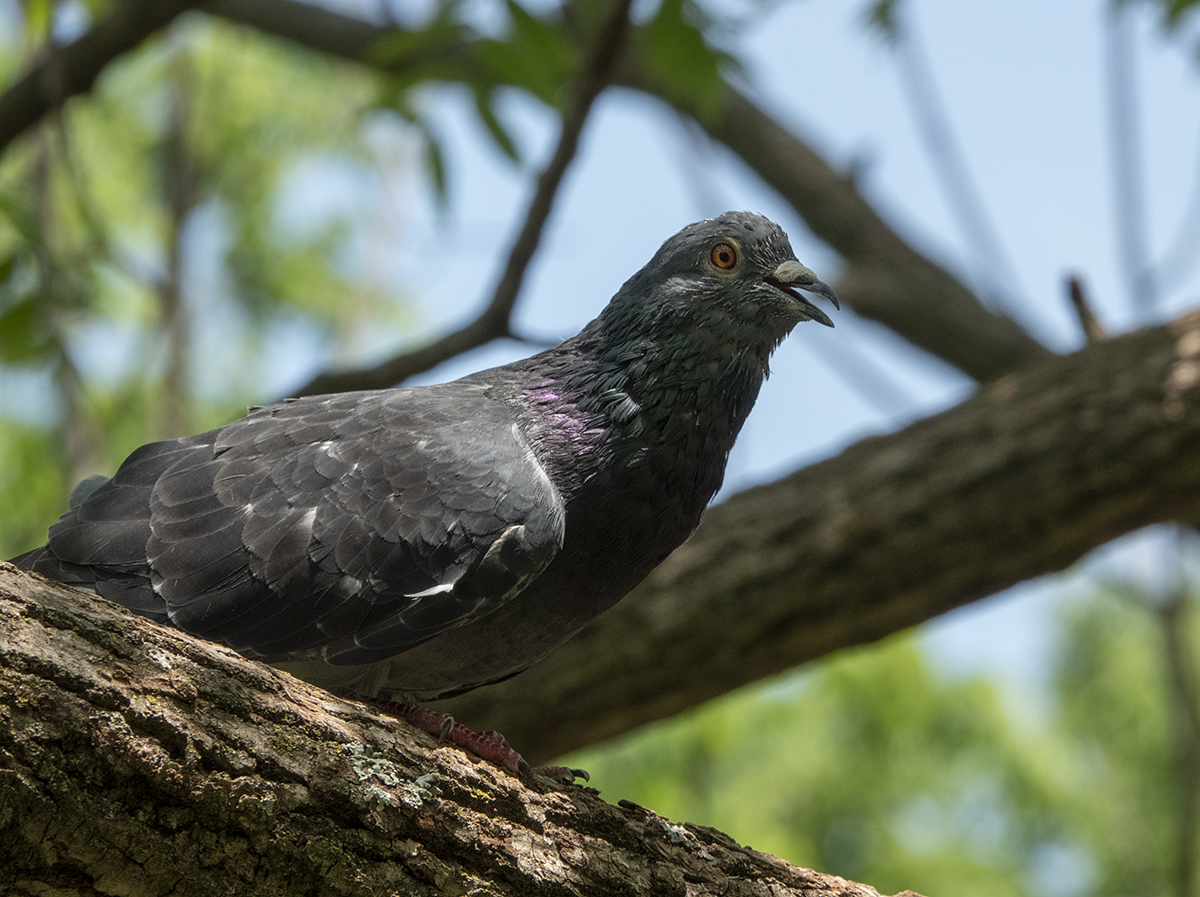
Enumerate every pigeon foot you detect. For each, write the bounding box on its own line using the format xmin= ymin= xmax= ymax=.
xmin=370 ymin=699 xmax=588 ymax=784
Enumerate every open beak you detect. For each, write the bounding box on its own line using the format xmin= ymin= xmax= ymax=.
xmin=764 ymin=260 xmax=840 ymax=328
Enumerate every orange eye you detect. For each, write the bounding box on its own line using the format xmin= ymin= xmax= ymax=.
xmin=710 ymin=242 xmax=737 ymax=270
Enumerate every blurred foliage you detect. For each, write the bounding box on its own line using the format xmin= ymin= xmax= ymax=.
xmin=862 ymin=0 xmax=901 ymax=42
xmin=0 ymin=419 xmax=67 ymax=559
xmin=1050 ymin=583 xmax=1181 ymax=896
xmin=867 ymin=0 xmax=1200 ymax=54
xmin=0 ymin=11 xmax=409 ymax=556
xmin=634 ymin=0 xmax=735 ymax=121
xmin=567 ymin=586 xmax=1198 ymax=897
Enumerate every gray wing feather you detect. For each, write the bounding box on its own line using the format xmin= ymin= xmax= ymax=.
xmin=28 ymin=383 xmax=565 ymax=664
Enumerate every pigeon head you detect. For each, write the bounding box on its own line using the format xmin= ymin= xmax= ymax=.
xmin=598 ymin=211 xmax=839 ymax=353
xmin=543 ymin=211 xmax=838 ymax=473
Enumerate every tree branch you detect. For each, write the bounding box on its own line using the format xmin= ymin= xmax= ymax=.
xmin=5 ymin=314 xmax=1195 ymax=892
xmin=436 ymin=311 xmax=1200 ymax=762
xmin=225 ymin=0 xmax=1052 ymax=386
xmin=630 ymin=79 xmax=1054 ymax=381
xmin=291 ymin=0 xmax=634 ymax=397
xmin=0 ymin=0 xmax=1056 ymax=385
xmin=207 ymin=0 xmax=378 ymax=60
xmin=0 ymin=0 xmax=208 ymax=156
xmin=1067 ymin=274 xmax=1107 ymax=344
xmin=0 ymin=566 xmax=914 ymax=897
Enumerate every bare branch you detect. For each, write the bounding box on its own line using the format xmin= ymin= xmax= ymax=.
xmin=640 ymin=83 xmax=1055 ymax=382
xmin=1067 ymin=273 xmax=1107 ymax=344
xmin=436 ymin=311 xmax=1200 ymax=762
xmin=209 ymin=0 xmax=379 ymax=59
xmin=221 ymin=0 xmax=1054 ymax=384
xmin=0 ymin=0 xmax=1051 ymax=385
xmin=890 ymin=8 xmax=1025 ymax=311
xmin=291 ymin=0 xmax=635 ymax=397
xmin=1106 ymin=3 xmax=1157 ymax=313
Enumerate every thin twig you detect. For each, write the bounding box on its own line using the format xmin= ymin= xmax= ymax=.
xmin=1066 ymin=274 xmax=1107 ymax=344
xmin=292 ymin=0 xmax=635 ymax=397
xmin=891 ymin=8 xmax=1024 ymax=312
xmin=218 ymin=0 xmax=1053 ymax=385
xmin=1106 ymin=4 xmax=1156 ymax=315
xmin=1155 ymin=120 xmax=1200 ymax=293
xmin=0 ymin=0 xmax=1054 ymax=388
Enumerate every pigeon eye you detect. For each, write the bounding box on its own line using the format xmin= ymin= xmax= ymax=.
xmin=710 ymin=242 xmax=738 ymax=270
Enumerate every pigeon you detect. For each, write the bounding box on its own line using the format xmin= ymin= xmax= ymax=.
xmin=14 ymin=211 xmax=837 ymax=777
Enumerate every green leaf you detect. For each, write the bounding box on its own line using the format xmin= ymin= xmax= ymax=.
xmin=502 ymin=0 xmax=576 ymax=102
xmin=863 ymin=0 xmax=902 ymax=42
xmin=468 ymin=2 xmax=575 ymax=106
xmin=0 ymin=195 xmax=43 ymax=250
xmin=365 ymin=12 xmax=475 ymax=93
xmin=0 ymin=293 xmax=55 ymax=364
xmin=0 ymin=253 xmax=16 ymax=285
xmin=638 ymin=0 xmax=730 ymax=121
xmin=472 ymin=88 xmax=520 ymax=162
xmin=422 ymin=126 xmax=449 ymax=207
xmin=1167 ymin=0 xmax=1200 ymax=25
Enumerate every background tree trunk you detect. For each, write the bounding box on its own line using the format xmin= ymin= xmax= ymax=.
xmin=439 ymin=310 xmax=1200 ymax=761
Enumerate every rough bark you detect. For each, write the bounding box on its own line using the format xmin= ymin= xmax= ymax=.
xmin=0 ymin=566 xmax=917 ymax=897
xmin=437 ymin=311 xmax=1200 ymax=762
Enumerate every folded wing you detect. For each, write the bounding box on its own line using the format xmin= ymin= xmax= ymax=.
xmin=31 ymin=383 xmax=565 ymax=665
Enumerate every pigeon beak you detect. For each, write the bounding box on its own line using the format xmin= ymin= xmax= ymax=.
xmin=764 ymin=260 xmax=840 ymax=328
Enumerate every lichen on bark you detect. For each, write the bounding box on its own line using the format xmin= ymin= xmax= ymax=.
xmin=0 ymin=565 xmax=908 ymax=897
